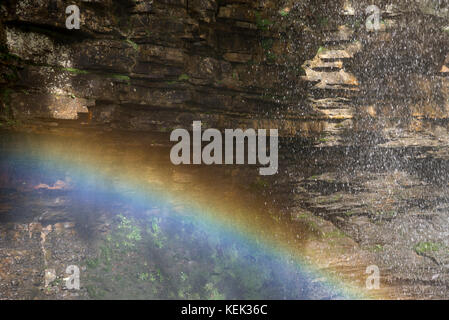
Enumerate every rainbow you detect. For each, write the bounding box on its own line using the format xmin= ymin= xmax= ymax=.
xmin=1 ymin=130 xmax=391 ymax=299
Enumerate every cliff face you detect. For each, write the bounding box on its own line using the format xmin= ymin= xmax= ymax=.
xmin=0 ymin=0 xmax=329 ymax=135
xmin=4 ymin=1 xmax=449 ymax=299
xmin=298 ymin=0 xmax=449 ymax=147
xmin=3 ymin=1 xmax=449 ymax=145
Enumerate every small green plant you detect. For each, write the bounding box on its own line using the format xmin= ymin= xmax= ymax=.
xmin=353 ymin=19 xmax=362 ymax=29
xmin=147 ymin=217 xmax=165 ymax=248
xmin=155 ymin=268 xmax=163 ymax=282
xmin=323 ymin=230 xmax=346 ymax=239
xmin=178 ymin=74 xmax=190 ymax=81
xmin=414 ymin=241 xmax=441 ymax=254
xmin=372 ymin=244 xmax=384 ymax=252
xmin=3 ymin=69 xmax=18 ymax=82
xmin=261 ymin=38 xmax=273 ymax=51
xmin=62 ymin=67 xmax=89 ymax=74
xmin=320 ymin=17 xmax=329 ymax=26
xmin=151 ymin=219 xmax=161 ymax=234
xmin=116 ymin=214 xmax=142 ymax=248
xmin=86 ymin=257 xmax=99 ymax=269
xmin=255 ymin=12 xmax=272 ymax=31
xmin=332 ymin=194 xmax=343 ymax=201
xmin=266 ymin=52 xmax=276 ymax=62
xmin=260 ymin=38 xmax=276 ymax=62
xmin=0 ymin=119 xmax=22 ymax=128
xmin=205 ymin=282 xmax=226 ymax=300
xmin=111 ymin=74 xmax=131 ymax=82
xmin=100 ymin=245 xmax=113 ymax=265
xmin=279 ymin=9 xmax=289 ymax=17
xmin=138 ymin=272 xmax=149 ymax=281
xmin=125 ymin=39 xmax=139 ymax=51
xmin=0 ymin=51 xmax=21 ymax=62
xmin=86 ymin=285 xmax=105 ymax=299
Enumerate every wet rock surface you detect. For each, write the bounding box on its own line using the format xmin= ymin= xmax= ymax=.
xmin=274 ymin=145 xmax=449 ymax=299
xmin=2 ymin=0 xmax=449 ymax=299
xmin=0 ymin=127 xmax=384 ymax=300
xmin=0 ymin=0 xmax=326 ymax=134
